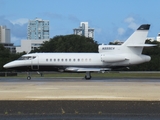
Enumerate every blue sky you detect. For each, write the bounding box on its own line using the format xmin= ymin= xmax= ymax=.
xmin=0 ymin=0 xmax=160 ymax=45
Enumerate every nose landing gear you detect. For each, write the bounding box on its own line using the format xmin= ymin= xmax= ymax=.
xmin=27 ymin=76 xmax=31 ymax=80
xmin=26 ymin=71 xmax=43 ymax=80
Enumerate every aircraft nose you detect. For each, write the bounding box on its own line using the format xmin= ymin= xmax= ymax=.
xmin=3 ymin=62 xmax=14 ymax=69
xmin=3 ymin=63 xmax=10 ymax=69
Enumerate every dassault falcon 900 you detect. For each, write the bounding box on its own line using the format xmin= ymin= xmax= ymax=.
xmin=3 ymin=24 xmax=154 ymax=80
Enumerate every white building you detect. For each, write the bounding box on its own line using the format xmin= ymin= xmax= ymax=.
xmin=16 ymin=39 xmax=49 ymax=53
xmin=16 ymin=18 xmax=50 ymax=53
xmin=0 ymin=26 xmax=10 ymax=43
xmin=147 ymin=37 xmax=155 ymax=42
xmin=156 ymin=33 xmax=160 ymax=42
xmin=27 ymin=18 xmax=49 ymax=40
xmin=0 ymin=26 xmax=16 ymax=53
xmin=73 ymin=22 xmax=94 ymax=39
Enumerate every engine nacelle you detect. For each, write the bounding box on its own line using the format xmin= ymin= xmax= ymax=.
xmin=129 ymin=55 xmax=151 ymax=65
xmin=101 ymin=54 xmax=126 ymax=62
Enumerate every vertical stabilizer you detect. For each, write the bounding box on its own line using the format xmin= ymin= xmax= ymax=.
xmin=122 ymin=24 xmax=150 ymax=54
xmin=98 ymin=24 xmax=151 ymax=54
xmin=122 ymin=24 xmax=150 ymax=46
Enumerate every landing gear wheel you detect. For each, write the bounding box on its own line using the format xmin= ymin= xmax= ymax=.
xmin=27 ymin=76 xmax=31 ymax=80
xmin=85 ymin=75 xmax=91 ymax=80
xmin=85 ymin=71 xmax=91 ymax=80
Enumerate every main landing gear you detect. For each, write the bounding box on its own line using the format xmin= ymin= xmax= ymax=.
xmin=27 ymin=72 xmax=31 ymax=80
xmin=85 ymin=71 xmax=92 ymax=80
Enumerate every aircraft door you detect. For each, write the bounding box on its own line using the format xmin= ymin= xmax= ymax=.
xmin=31 ymin=56 xmax=39 ymax=70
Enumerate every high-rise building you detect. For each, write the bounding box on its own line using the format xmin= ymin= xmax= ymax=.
xmin=0 ymin=26 xmax=16 ymax=53
xmin=27 ymin=18 xmax=49 ymax=40
xmin=0 ymin=26 xmax=10 ymax=43
xmin=17 ymin=18 xmax=49 ymax=53
xmin=73 ymin=22 xmax=94 ymax=39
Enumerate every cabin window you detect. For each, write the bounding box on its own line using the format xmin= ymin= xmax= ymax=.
xmin=61 ymin=59 xmax=63 ymax=61
xmin=73 ymin=59 xmax=76 ymax=62
xmin=50 ymin=59 xmax=52 ymax=61
xmin=54 ymin=59 xmax=56 ymax=61
xmin=78 ymin=59 xmax=80 ymax=62
xmin=81 ymin=59 xmax=83 ymax=61
xmin=58 ymin=59 xmax=60 ymax=61
xmin=65 ymin=59 xmax=67 ymax=61
xmin=89 ymin=58 xmax=91 ymax=61
xmin=46 ymin=59 xmax=48 ymax=61
xmin=69 ymin=59 xmax=71 ymax=61
xmin=85 ymin=58 xmax=87 ymax=61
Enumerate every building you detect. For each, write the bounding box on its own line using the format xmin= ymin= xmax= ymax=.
xmin=147 ymin=37 xmax=155 ymax=42
xmin=27 ymin=18 xmax=49 ymax=40
xmin=0 ymin=26 xmax=16 ymax=53
xmin=112 ymin=40 xmax=124 ymax=45
xmin=1 ymin=43 xmax=16 ymax=53
xmin=156 ymin=33 xmax=160 ymax=42
xmin=16 ymin=18 xmax=50 ymax=53
xmin=73 ymin=22 xmax=94 ymax=39
xmin=16 ymin=39 xmax=49 ymax=53
xmin=0 ymin=26 xmax=10 ymax=43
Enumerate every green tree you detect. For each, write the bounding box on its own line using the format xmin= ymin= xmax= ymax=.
xmin=0 ymin=44 xmax=10 ymax=71
xmin=127 ymin=40 xmax=160 ymax=71
xmin=0 ymin=44 xmax=26 ymax=71
xmin=31 ymin=35 xmax=98 ymax=52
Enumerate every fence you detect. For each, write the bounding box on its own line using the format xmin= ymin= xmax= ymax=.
xmin=0 ymin=72 xmax=17 ymax=77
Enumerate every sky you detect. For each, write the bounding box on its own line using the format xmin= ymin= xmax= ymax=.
xmin=0 ymin=0 xmax=160 ymax=45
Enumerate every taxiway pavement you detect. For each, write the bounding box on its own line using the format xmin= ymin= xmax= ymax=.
xmin=0 ymin=77 xmax=160 ymax=101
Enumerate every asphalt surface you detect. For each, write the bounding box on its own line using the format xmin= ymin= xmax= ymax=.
xmin=0 ymin=77 xmax=160 ymax=101
xmin=0 ymin=77 xmax=160 ymax=119
xmin=0 ymin=100 xmax=160 ymax=119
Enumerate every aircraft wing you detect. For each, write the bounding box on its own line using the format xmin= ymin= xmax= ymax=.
xmin=65 ymin=67 xmax=111 ymax=72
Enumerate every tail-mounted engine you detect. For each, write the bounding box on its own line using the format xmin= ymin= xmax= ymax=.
xmin=101 ymin=54 xmax=126 ymax=62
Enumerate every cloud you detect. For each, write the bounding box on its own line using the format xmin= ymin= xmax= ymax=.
xmin=0 ymin=16 xmax=27 ymax=45
xmin=11 ymin=36 xmax=24 ymax=45
xmin=11 ymin=23 xmax=27 ymax=38
xmin=117 ymin=27 xmax=125 ymax=35
xmin=124 ymin=17 xmax=135 ymax=23
xmin=127 ymin=22 xmax=139 ymax=30
xmin=124 ymin=17 xmax=139 ymax=30
xmin=116 ymin=16 xmax=140 ymax=39
xmin=10 ymin=18 xmax=28 ymax=26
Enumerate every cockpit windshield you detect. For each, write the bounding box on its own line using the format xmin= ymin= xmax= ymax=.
xmin=18 ymin=56 xmax=36 ymax=60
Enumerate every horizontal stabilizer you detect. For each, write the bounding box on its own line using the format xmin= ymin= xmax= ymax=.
xmin=127 ymin=44 xmax=157 ymax=47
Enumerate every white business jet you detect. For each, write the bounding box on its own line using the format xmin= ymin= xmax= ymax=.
xmin=3 ymin=24 xmax=154 ymax=80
